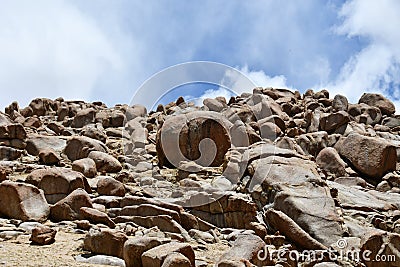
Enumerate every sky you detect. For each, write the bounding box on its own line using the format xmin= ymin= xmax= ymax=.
xmin=1 ymin=0 xmax=400 ymax=113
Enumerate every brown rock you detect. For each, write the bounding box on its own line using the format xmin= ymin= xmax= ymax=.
xmin=80 ymin=207 xmax=115 ymax=228
xmin=88 ymin=151 xmax=122 ymax=173
xmin=141 ymin=242 xmax=195 ymax=267
xmin=72 ymin=158 xmax=97 ymax=178
xmin=360 ymin=231 xmax=400 ymax=267
xmin=316 ymin=147 xmax=347 ymax=177
xmin=71 ymin=108 xmax=95 ymax=128
xmin=332 ymin=94 xmax=349 ymax=111
xmin=0 ymin=181 xmax=49 ymax=222
xmin=50 ymin=188 xmax=93 ymax=221
xmin=26 ymin=135 xmax=66 ymax=156
xmin=64 ymin=136 xmax=107 ymax=161
xmin=161 ymin=253 xmax=191 ymax=267
xmin=319 ymin=111 xmax=350 ymax=133
xmin=156 ymin=111 xmax=231 ymax=168
xmin=26 ymin=167 xmax=90 ymax=204
xmin=359 ymin=93 xmax=396 ymax=116
xmin=83 ymin=228 xmax=128 ymax=258
xmin=97 ymin=176 xmax=126 ymax=196
xmin=0 ymin=146 xmax=22 ymax=160
xmin=29 ymin=225 xmax=57 ymax=245
xmin=123 ymin=237 xmax=166 ymax=267
xmin=334 ymin=133 xmax=397 ymax=179
xmin=39 ymin=148 xmax=61 ymax=165
xmin=265 ymin=208 xmax=327 ymax=250
xmin=217 ymin=233 xmax=268 ymax=266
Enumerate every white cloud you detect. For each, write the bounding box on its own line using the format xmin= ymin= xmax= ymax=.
xmin=324 ymin=0 xmax=400 ymax=112
xmin=0 ymin=0 xmax=124 ymax=109
xmin=238 ymin=65 xmax=291 ymax=90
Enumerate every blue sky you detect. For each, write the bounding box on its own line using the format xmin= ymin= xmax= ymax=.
xmin=1 ymin=0 xmax=400 ymax=112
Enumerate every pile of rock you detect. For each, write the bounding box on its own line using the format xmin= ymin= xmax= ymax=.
xmin=0 ymin=89 xmax=399 ymax=266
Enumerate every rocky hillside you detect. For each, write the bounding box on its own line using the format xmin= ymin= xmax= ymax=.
xmin=0 ymin=88 xmax=400 ymax=267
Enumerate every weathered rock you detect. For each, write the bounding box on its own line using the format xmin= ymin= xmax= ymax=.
xmin=332 ymin=94 xmax=349 ymax=111
xmin=123 ymin=237 xmax=166 ymax=267
xmin=265 ymin=208 xmax=326 ymax=250
xmin=0 ymin=146 xmax=22 ymax=160
xmin=319 ymin=111 xmax=350 ymax=133
xmin=124 ymin=104 xmax=147 ymax=121
xmin=29 ymin=225 xmax=57 ymax=245
xmin=316 ymin=147 xmax=347 ymax=177
xmin=156 ymin=111 xmax=232 ymax=168
xmin=0 ymin=114 xmax=26 ymax=140
xmin=296 ymin=131 xmax=328 ymax=156
xmin=50 ymin=189 xmax=93 ymax=221
xmin=81 ymin=124 xmax=107 ymax=143
xmin=119 ymin=204 xmax=180 ymax=223
xmin=272 ymin=183 xmax=344 ymax=246
xmin=80 ymin=207 xmax=115 ymax=228
xmin=203 ymin=98 xmax=227 ymax=112
xmin=360 ymin=231 xmax=400 ymax=267
xmin=26 ymin=135 xmax=66 ymax=156
xmin=64 ymin=136 xmax=107 ymax=161
xmin=72 ymin=158 xmax=97 ymax=178
xmin=71 ymin=108 xmax=96 ymax=128
xmin=161 ymin=253 xmax=191 ymax=267
xmin=38 ymin=148 xmax=61 ymax=165
xmin=141 ymin=242 xmax=195 ymax=267
xmin=114 ymin=215 xmax=186 ymax=235
xmin=88 ymin=151 xmax=122 ymax=173
xmin=217 ymin=233 xmax=268 ymax=266
xmin=0 ymin=181 xmax=49 ymax=222
xmin=348 ymin=103 xmax=382 ymax=125
xmin=334 ymin=133 xmax=397 ymax=179
xmin=359 ymin=93 xmax=396 ymax=116
xmin=83 ymin=228 xmax=128 ymax=258
xmin=97 ymin=176 xmax=126 ymax=196
xmin=28 ymin=98 xmax=55 ymax=116
xmin=26 ymin=168 xmax=90 ymax=204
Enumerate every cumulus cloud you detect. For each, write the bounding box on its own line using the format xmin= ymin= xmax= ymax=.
xmin=0 ymin=0 xmax=125 ymax=109
xmin=324 ymin=0 xmax=400 ymax=112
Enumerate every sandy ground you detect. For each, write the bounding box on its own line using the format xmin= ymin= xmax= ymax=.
xmin=0 ymin=230 xmax=230 ymax=267
xmin=0 ymin=231 xmax=110 ymax=267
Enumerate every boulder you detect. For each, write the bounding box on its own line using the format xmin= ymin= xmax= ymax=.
xmin=123 ymin=237 xmax=166 ymax=267
xmin=319 ymin=111 xmax=350 ymax=133
xmin=29 ymin=225 xmax=57 ymax=245
xmin=97 ymin=176 xmax=126 ymax=196
xmin=0 ymin=146 xmax=22 ymax=160
xmin=360 ymin=231 xmax=400 ymax=267
xmin=359 ymin=93 xmax=396 ymax=116
xmin=71 ymin=108 xmax=96 ymax=128
xmin=50 ymin=189 xmax=93 ymax=221
xmin=334 ymin=133 xmax=397 ymax=179
xmin=88 ymin=151 xmax=122 ymax=173
xmin=272 ymin=183 xmax=345 ymax=246
xmin=83 ymin=228 xmax=128 ymax=258
xmin=64 ymin=136 xmax=107 ymax=161
xmin=0 ymin=181 xmax=49 ymax=222
xmin=38 ymin=148 xmax=61 ymax=165
xmin=332 ymin=94 xmax=349 ymax=111
xmin=141 ymin=242 xmax=195 ymax=267
xmin=316 ymin=147 xmax=347 ymax=177
xmin=161 ymin=253 xmax=191 ymax=267
xmin=156 ymin=111 xmax=232 ymax=168
xmin=26 ymin=167 xmax=90 ymax=204
xmin=72 ymin=158 xmax=97 ymax=178
xmin=26 ymin=135 xmax=66 ymax=156
xmin=217 ymin=233 xmax=268 ymax=266
xmin=80 ymin=207 xmax=115 ymax=228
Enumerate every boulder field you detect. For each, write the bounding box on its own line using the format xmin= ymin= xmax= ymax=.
xmin=1 ymin=89 xmax=400 ymax=266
